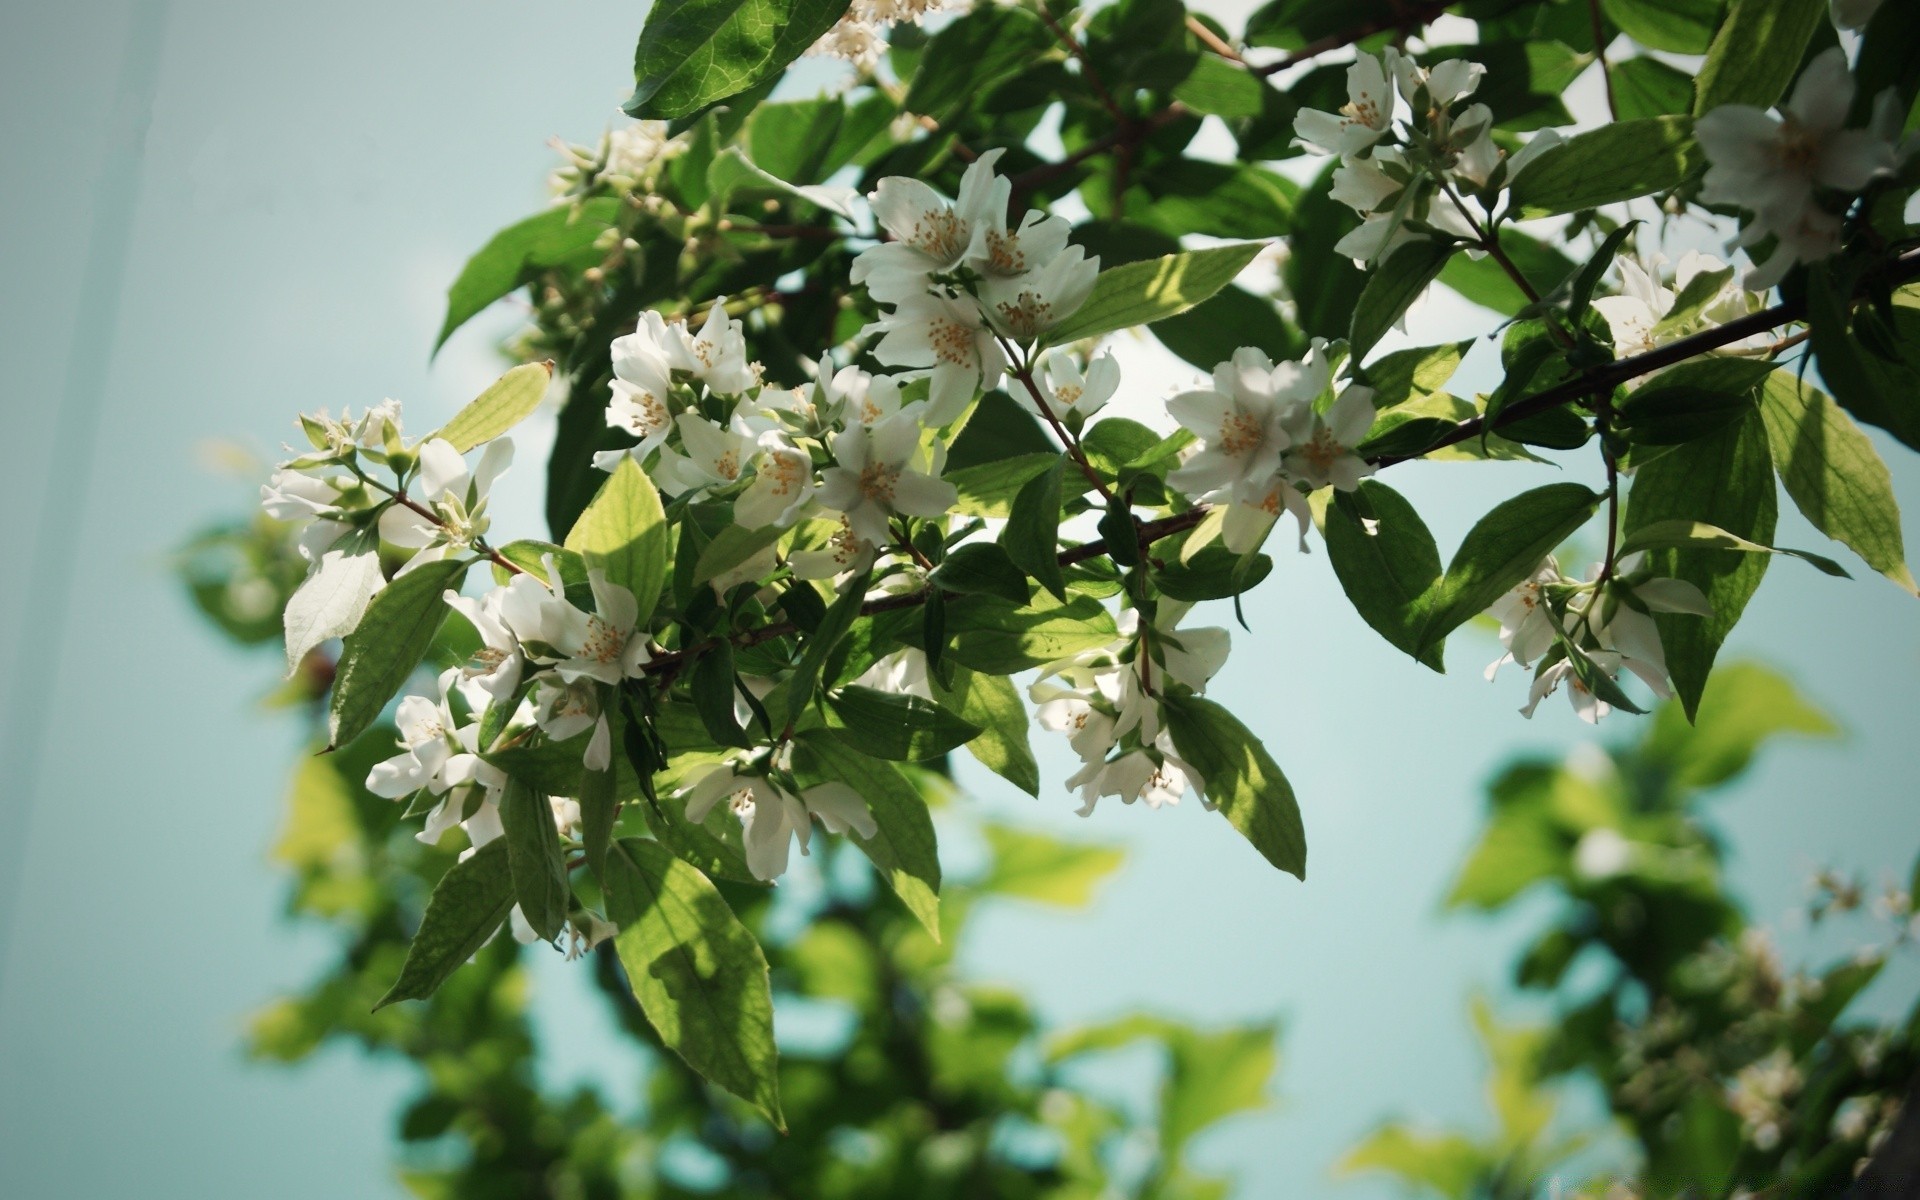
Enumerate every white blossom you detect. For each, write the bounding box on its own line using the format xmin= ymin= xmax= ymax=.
xmin=1026 ymin=348 xmax=1118 ymax=422
xmin=499 ymin=558 xmax=653 ymax=686
xmin=1294 ymin=52 xmax=1397 ymax=158
xmin=733 ymin=432 xmax=820 ymax=529
xmin=815 ymin=404 xmax=958 ymax=544
xmin=790 ymin=514 xmax=878 ymax=584
xmin=377 ymin=437 xmax=513 ymax=573
xmin=444 ymin=585 xmax=526 ymax=702
xmin=1483 ymin=557 xmax=1566 ymax=680
xmin=1696 ymin=47 xmax=1900 ymax=289
xmin=855 ymin=148 xmax=1008 ymax=299
xmin=366 ymin=669 xmax=508 ymax=846
xmin=680 ymin=765 xmax=877 ymax=881
xmin=865 ymin=288 xmax=1008 ymax=423
xmin=1831 ymin=0 xmax=1884 ymax=31
xmin=978 ymin=244 xmax=1099 ymax=343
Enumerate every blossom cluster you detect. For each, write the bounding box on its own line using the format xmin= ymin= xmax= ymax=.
xmin=1165 ymin=339 xmax=1377 ymax=554
xmin=1291 ymin=48 xmax=1562 ymax=266
xmin=1695 ymin=47 xmax=1909 ymax=290
xmin=1482 ymin=552 xmax=1713 ymax=723
xmin=808 ymin=0 xmax=968 ymax=70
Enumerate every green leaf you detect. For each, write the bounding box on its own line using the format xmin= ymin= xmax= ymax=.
xmin=375 ymin=839 xmax=515 ymax=1009
xmin=1163 ymin=694 xmax=1307 ymax=879
xmin=1340 ymin=1127 xmax=1490 ymax=1196
xmin=1172 ymin=54 xmax=1267 ymax=118
xmin=435 ymin=357 xmax=556 ymax=451
xmin=1643 ymin=660 xmax=1838 ymax=791
xmin=579 ymin=757 xmax=619 ymax=882
xmin=691 ymin=523 xmax=784 ymax=591
xmin=946 ymin=452 xmax=1063 ymax=518
xmin=1622 ymin=410 xmax=1776 ymax=719
xmin=691 ymin=640 xmax=750 ymax=748
xmin=624 ymin=0 xmax=852 ymax=120
xmin=824 ymin=686 xmax=983 ymax=760
xmin=435 ymin=201 xmax=620 ymax=352
xmin=1046 ymin=242 xmax=1266 ymax=345
xmin=944 ymin=592 xmax=1120 ymax=674
xmin=1808 ymin=266 xmax=1920 ymax=454
xmin=981 ymin=824 xmax=1123 ymax=906
xmin=327 ymin=558 xmax=465 ymax=749
xmin=1287 ymin=160 xmax=1369 ymax=338
xmin=930 ymin=542 xmax=1032 ymax=604
xmin=1152 ymin=285 xmax=1302 ymax=372
xmin=1416 ymin=484 xmax=1603 ymax=653
xmin=1324 ymin=482 xmax=1446 ymax=670
xmin=1351 ymin=240 xmax=1455 ymax=360
xmin=1758 ymin=373 xmax=1916 ymax=593
xmin=486 ymin=733 xmax=589 ymax=797
xmin=1445 ymin=766 xmax=1570 ymax=909
xmin=1155 ymin=546 xmax=1273 ymax=601
xmin=498 ymin=777 xmax=569 ymax=943
xmin=1159 ymin=1023 xmax=1280 ymax=1156
xmin=564 ymin=457 xmax=669 ymax=627
xmin=604 ymin=839 xmax=784 ymax=1128
xmin=1693 ymin=0 xmax=1825 ymax=115
xmin=1614 ymin=357 xmax=1775 ymax=446
xmin=1616 ymin=518 xmax=1850 ymax=577
xmin=1613 ymin=55 xmax=1699 ymax=120
xmin=1360 ymin=341 xmax=1471 ymax=411
xmin=1507 ymin=116 xmax=1702 ymax=218
xmin=792 ymin=734 xmax=942 ymax=936
xmin=1002 ymin=458 xmax=1067 ymax=601
xmin=903 ymin=5 xmax=1053 ymax=119
xmin=784 ymin=567 xmax=871 ymax=725
xmin=1601 ymin=0 xmax=1723 ymax=53
xmin=931 ymin=666 xmax=1040 ymax=797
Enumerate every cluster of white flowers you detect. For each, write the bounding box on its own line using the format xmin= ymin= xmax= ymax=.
xmin=262 ymin=401 xmax=517 ymax=673
xmin=1592 ymin=250 xmax=1767 ymax=369
xmin=1028 ymin=604 xmax=1226 ymax=815
xmin=677 ymin=747 xmax=879 ymax=882
xmin=1483 ymin=553 xmax=1713 ymax=723
xmin=1167 ymin=339 xmax=1377 ymax=554
xmin=549 ymin=121 xmax=684 ymax=198
xmin=1292 ymin=48 xmax=1562 ymax=266
xmin=808 ymin=0 xmax=967 ymax=70
xmin=1696 ymin=47 xmax=1909 ymax=290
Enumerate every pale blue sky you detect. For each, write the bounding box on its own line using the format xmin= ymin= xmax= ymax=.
xmin=2 ymin=3 xmax=1915 ymax=1197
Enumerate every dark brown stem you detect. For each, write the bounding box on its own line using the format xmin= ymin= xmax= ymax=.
xmin=1003 ymin=345 xmax=1115 ymax=503
xmin=1034 ymin=2 xmax=1124 ymax=122
xmin=1585 ymin=0 xmax=1620 ymax=122
xmin=1371 ymin=246 xmax=1920 ymax=467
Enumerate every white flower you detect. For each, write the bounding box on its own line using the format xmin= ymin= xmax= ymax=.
xmin=662 ymin=413 xmax=757 ymax=498
xmin=1166 ymin=347 xmax=1300 ymax=502
xmin=1594 ymin=251 xmax=1766 ymax=367
xmin=809 ymin=17 xmax=888 ymax=68
xmin=968 ymin=206 xmax=1075 ymax=281
xmin=599 ymin=319 xmax=679 ymax=466
xmin=733 ymin=432 xmax=819 ymax=529
xmin=1221 ymin=475 xmax=1314 ymax=555
xmin=1294 ymin=52 xmax=1397 ymax=158
xmin=866 ymin=288 xmax=1008 ymax=423
xmin=1388 ymin=51 xmax=1483 ymax=109
xmin=790 ymin=514 xmax=878 ymax=584
xmin=601 ymin=121 xmax=678 ymax=182
xmin=853 ymin=649 xmax=932 ymax=698
xmin=1026 ymin=349 xmax=1118 ymax=422
xmin=366 ymin=669 xmax=508 ymax=845
xmin=1452 ymin=124 xmax=1562 ymax=191
xmin=260 ymin=469 xmax=357 ymax=562
xmin=500 ymin=559 xmax=653 ymax=686
xmin=444 ymin=585 xmax=526 ymax=702
xmin=1063 ymin=736 xmax=1205 ymax=817
xmin=978 ymin=244 xmax=1100 ymax=344
xmin=647 ymin=303 xmax=760 ymax=395
xmin=1831 ymin=0 xmax=1884 ymax=31
xmin=378 ymin=437 xmax=513 ymax=573
xmin=1279 ymin=383 xmax=1376 ymax=492
xmin=1519 ymin=653 xmax=1618 ymax=723
xmin=1483 ymin=557 xmax=1566 ymax=680
xmin=1583 ymin=553 xmax=1714 ymax=684
xmin=530 ymin=675 xmax=616 ymax=770
xmin=855 ymin=148 xmax=1008 ymax=298
xmin=680 ymin=766 xmax=878 ymax=881
xmin=816 ymin=405 xmax=958 ymax=544
xmin=1696 ymin=47 xmax=1899 ymax=288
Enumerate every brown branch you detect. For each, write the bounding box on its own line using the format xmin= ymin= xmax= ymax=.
xmin=1371 ymin=247 xmax=1920 ymax=468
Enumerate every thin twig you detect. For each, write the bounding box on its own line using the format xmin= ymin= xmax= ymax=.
xmin=1251 ymin=0 xmax=1470 ymax=77
xmin=1585 ymin=0 xmax=1619 ymax=122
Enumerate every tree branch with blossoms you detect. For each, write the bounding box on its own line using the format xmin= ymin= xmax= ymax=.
xmin=240 ymin=0 xmax=1920 ymax=1133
